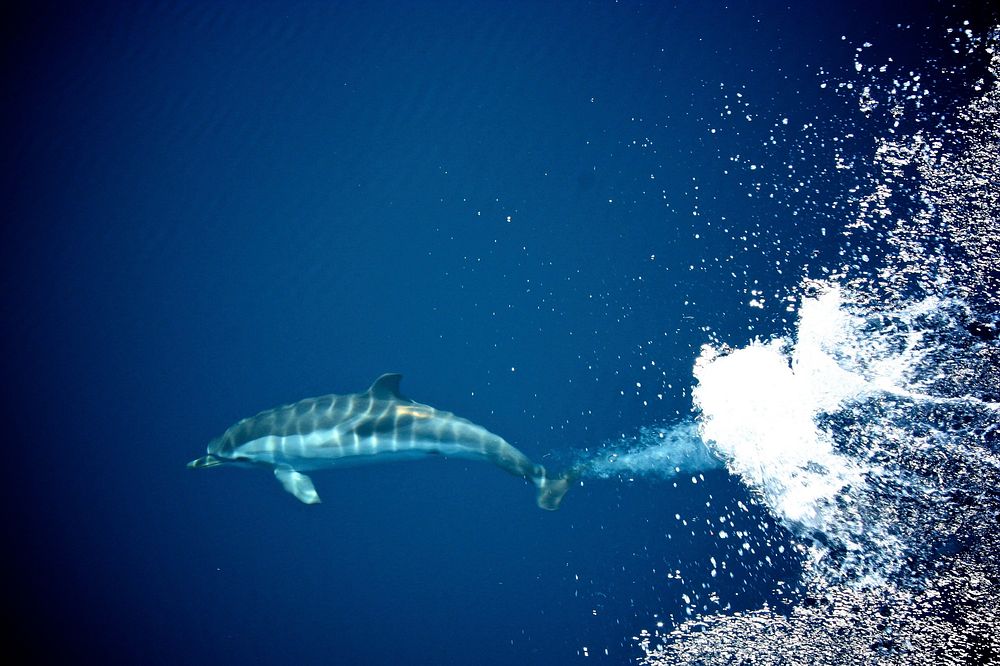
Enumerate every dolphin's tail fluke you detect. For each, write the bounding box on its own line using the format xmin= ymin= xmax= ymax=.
xmin=534 ymin=467 xmax=578 ymax=510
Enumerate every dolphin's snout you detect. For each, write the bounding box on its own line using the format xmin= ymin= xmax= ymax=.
xmin=188 ymin=455 xmax=222 ymax=469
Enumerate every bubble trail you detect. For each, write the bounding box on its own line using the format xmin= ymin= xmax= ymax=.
xmin=574 ymin=420 xmax=723 ymax=480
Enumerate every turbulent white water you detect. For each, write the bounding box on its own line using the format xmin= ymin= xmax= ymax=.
xmin=691 ymin=285 xmax=1000 ymax=586
xmin=628 ymin=24 xmax=1000 ymax=665
xmin=639 ymin=288 xmax=1000 ymax=665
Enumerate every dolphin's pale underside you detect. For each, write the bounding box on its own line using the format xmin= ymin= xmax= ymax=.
xmin=188 ymin=374 xmax=574 ymax=510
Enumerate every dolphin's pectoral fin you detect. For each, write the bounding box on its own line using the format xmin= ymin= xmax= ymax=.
xmin=274 ymin=465 xmax=321 ymax=504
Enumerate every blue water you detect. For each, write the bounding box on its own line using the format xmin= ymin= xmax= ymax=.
xmin=5 ymin=2 xmax=997 ymax=664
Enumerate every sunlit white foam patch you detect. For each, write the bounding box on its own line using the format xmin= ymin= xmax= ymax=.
xmin=692 ymin=285 xmax=923 ymax=584
xmin=693 ymin=338 xmax=863 ymax=527
xmin=577 ymin=421 xmax=722 ymax=480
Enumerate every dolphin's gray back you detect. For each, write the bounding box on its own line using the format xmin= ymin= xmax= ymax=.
xmin=213 ymin=392 xmax=391 ymax=451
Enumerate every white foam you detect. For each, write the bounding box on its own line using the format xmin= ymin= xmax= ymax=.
xmin=692 ymin=285 xmax=917 ymax=581
xmin=692 ymin=298 xmax=866 ymax=531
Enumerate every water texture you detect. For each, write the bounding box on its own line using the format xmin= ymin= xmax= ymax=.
xmin=4 ymin=3 xmax=997 ymax=664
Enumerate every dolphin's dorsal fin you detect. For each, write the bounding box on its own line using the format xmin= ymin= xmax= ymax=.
xmin=367 ymin=373 xmax=408 ymax=401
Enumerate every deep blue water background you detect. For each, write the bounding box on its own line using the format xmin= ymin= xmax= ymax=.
xmin=3 ymin=2 xmax=987 ymax=664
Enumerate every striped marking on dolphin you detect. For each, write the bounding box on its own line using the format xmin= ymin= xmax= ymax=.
xmin=188 ymin=373 xmax=574 ymax=510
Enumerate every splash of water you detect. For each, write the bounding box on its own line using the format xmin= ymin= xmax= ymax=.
xmin=641 ymin=284 xmax=1000 ymax=664
xmin=692 ymin=284 xmax=1000 ymax=584
xmin=692 ymin=291 xmax=869 ymax=534
xmin=637 ymin=23 xmax=1000 ymax=666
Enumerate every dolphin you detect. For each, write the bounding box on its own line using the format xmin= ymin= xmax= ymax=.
xmin=188 ymin=373 xmax=574 ymax=510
